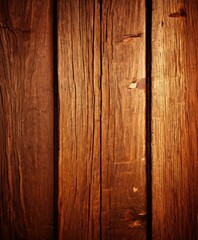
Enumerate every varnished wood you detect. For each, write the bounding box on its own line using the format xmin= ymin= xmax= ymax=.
xmin=0 ymin=0 xmax=54 ymax=239
xmin=3 ymin=1 xmax=198 ymax=238
xmin=152 ymin=0 xmax=198 ymax=239
xmin=101 ymin=1 xmax=147 ymax=239
xmin=57 ymin=0 xmax=101 ymax=239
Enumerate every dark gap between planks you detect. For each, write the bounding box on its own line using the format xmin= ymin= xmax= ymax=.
xmin=53 ymin=0 xmax=59 ymax=239
xmin=146 ymin=0 xmax=152 ymax=239
xmin=99 ymin=0 xmax=103 ymax=239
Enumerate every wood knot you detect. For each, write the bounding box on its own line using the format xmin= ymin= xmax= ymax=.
xmin=116 ymin=32 xmax=143 ymax=44
xmin=128 ymin=220 xmax=142 ymax=228
xmin=169 ymin=8 xmax=187 ymax=18
xmin=133 ymin=187 xmax=138 ymax=193
xmin=128 ymin=78 xmax=145 ymax=90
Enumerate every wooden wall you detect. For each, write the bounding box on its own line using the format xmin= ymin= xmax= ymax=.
xmin=0 ymin=0 xmax=197 ymax=239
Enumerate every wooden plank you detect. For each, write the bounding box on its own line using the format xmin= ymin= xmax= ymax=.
xmin=0 ymin=0 xmax=54 ymax=239
xmin=101 ymin=1 xmax=147 ymax=239
xmin=152 ymin=0 xmax=198 ymax=238
xmin=57 ymin=1 xmax=101 ymax=239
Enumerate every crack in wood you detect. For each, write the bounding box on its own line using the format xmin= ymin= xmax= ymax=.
xmin=115 ymin=32 xmax=143 ymax=44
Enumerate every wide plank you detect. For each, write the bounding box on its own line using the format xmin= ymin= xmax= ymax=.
xmin=0 ymin=0 xmax=54 ymax=239
xmin=152 ymin=0 xmax=198 ymax=238
xmin=57 ymin=0 xmax=101 ymax=239
xmin=101 ymin=0 xmax=147 ymax=239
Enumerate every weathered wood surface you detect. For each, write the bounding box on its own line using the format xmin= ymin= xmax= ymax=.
xmin=152 ymin=0 xmax=198 ymax=239
xmin=101 ymin=0 xmax=147 ymax=239
xmin=2 ymin=0 xmax=198 ymax=239
xmin=58 ymin=0 xmax=147 ymax=239
xmin=0 ymin=0 xmax=54 ymax=239
xmin=57 ymin=0 xmax=101 ymax=239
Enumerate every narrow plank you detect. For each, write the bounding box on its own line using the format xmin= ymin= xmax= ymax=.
xmin=0 ymin=0 xmax=54 ymax=239
xmin=101 ymin=1 xmax=147 ymax=239
xmin=152 ymin=0 xmax=198 ymax=238
xmin=58 ymin=1 xmax=101 ymax=239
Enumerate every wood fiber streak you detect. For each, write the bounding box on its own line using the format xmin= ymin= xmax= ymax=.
xmin=0 ymin=0 xmax=54 ymax=239
xmin=101 ymin=1 xmax=147 ymax=239
xmin=152 ymin=0 xmax=198 ymax=239
xmin=58 ymin=1 xmax=101 ymax=239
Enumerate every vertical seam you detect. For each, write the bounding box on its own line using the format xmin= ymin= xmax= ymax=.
xmin=146 ymin=0 xmax=152 ymax=239
xmin=53 ymin=0 xmax=59 ymax=239
xmin=99 ymin=0 xmax=103 ymax=239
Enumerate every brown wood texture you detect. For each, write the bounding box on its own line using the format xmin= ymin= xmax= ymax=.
xmin=101 ymin=1 xmax=147 ymax=239
xmin=58 ymin=0 xmax=147 ymax=239
xmin=152 ymin=0 xmax=198 ymax=239
xmin=0 ymin=0 xmax=54 ymax=239
xmin=57 ymin=0 xmax=101 ymax=239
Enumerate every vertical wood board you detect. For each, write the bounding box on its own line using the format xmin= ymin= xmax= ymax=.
xmin=0 ymin=0 xmax=54 ymax=239
xmin=101 ymin=1 xmax=147 ymax=239
xmin=152 ymin=0 xmax=198 ymax=238
xmin=58 ymin=0 xmax=101 ymax=239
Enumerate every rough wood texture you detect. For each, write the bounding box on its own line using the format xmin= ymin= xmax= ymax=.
xmin=0 ymin=0 xmax=54 ymax=239
xmin=58 ymin=1 xmax=101 ymax=239
xmin=101 ymin=1 xmax=147 ymax=239
xmin=152 ymin=0 xmax=198 ymax=239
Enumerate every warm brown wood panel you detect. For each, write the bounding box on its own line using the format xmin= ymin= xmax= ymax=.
xmin=58 ymin=1 xmax=101 ymax=239
xmin=101 ymin=1 xmax=147 ymax=239
xmin=0 ymin=0 xmax=54 ymax=239
xmin=152 ymin=0 xmax=198 ymax=239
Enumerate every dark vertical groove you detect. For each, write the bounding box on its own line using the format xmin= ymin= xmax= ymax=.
xmin=99 ymin=0 xmax=103 ymax=239
xmin=53 ymin=0 xmax=59 ymax=239
xmin=146 ymin=0 xmax=152 ymax=239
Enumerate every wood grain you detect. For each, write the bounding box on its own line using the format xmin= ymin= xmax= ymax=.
xmin=0 ymin=0 xmax=54 ymax=239
xmin=101 ymin=1 xmax=147 ymax=239
xmin=152 ymin=0 xmax=198 ymax=239
xmin=57 ymin=0 xmax=101 ymax=239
